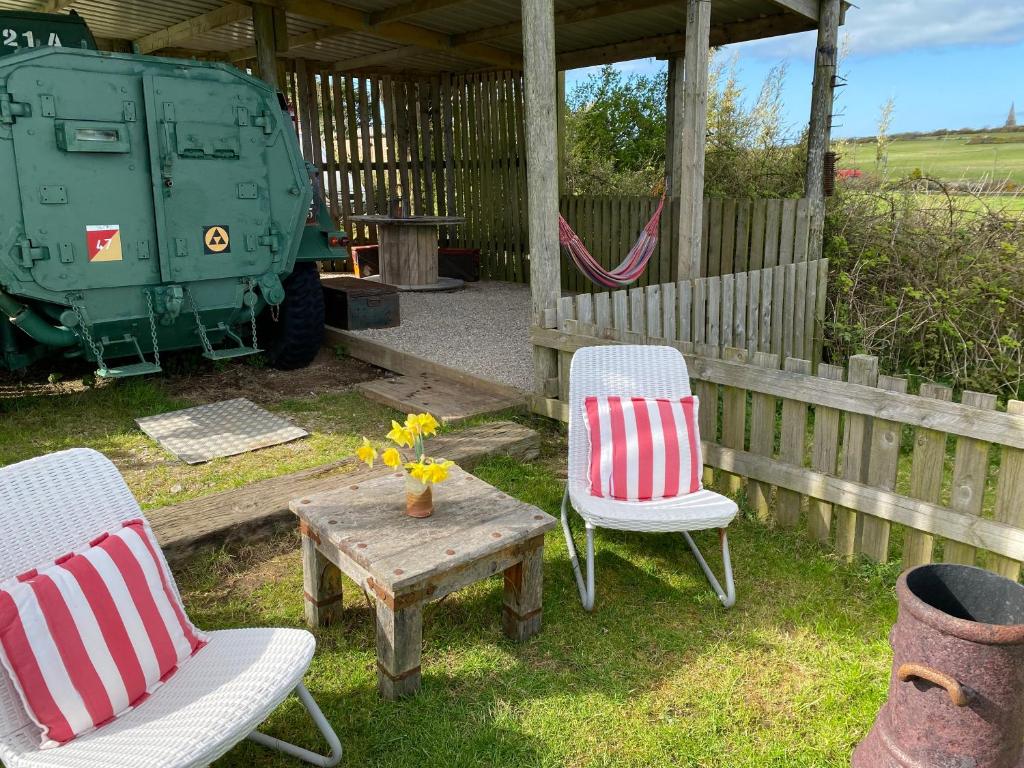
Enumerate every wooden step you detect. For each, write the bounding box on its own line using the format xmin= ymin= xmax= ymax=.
xmin=356 ymin=373 xmax=521 ymax=424
xmin=152 ymin=420 xmax=540 ymax=565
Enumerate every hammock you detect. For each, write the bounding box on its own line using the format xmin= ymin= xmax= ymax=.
xmin=558 ymin=195 xmax=666 ymax=288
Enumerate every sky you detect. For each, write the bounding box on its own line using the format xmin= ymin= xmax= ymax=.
xmin=564 ymin=1 xmax=1024 ymax=139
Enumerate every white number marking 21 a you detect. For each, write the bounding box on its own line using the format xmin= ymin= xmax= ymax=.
xmin=1 ymin=29 xmax=63 ymax=48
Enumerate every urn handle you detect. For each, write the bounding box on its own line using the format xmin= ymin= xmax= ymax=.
xmin=897 ymin=663 xmax=970 ymax=707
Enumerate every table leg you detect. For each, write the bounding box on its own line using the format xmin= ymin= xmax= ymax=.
xmin=301 ymin=529 xmax=343 ymax=628
xmin=502 ymin=537 xmax=545 ymax=641
xmin=375 ymin=599 xmax=423 ymax=699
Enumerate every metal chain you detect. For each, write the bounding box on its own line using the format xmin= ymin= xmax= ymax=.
xmin=184 ymin=286 xmax=214 ymax=355
xmin=68 ymin=297 xmax=107 ymax=373
xmin=144 ymin=290 xmax=161 ymax=368
xmin=243 ymin=279 xmax=259 ymax=349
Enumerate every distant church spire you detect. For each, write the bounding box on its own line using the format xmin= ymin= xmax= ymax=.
xmin=1008 ymin=102 xmax=1018 ymax=128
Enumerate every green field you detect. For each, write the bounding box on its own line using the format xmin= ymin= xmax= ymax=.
xmin=840 ymin=131 xmax=1024 ymax=185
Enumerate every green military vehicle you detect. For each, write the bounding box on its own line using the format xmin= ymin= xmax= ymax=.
xmin=0 ymin=10 xmax=347 ymax=376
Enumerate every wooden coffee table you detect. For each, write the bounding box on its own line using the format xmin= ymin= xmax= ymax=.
xmin=290 ymin=465 xmax=556 ymax=699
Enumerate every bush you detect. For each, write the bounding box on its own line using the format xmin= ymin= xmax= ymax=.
xmin=824 ymin=183 xmax=1024 ymax=398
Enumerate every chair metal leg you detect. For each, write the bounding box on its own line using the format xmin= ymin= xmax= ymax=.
xmin=247 ymin=683 xmax=342 ymax=767
xmin=682 ymin=528 xmax=736 ymax=608
xmin=561 ymin=488 xmax=595 ymax=611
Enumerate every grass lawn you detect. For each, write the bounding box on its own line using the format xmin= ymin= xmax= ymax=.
xmin=840 ymin=132 xmax=1024 ymax=185
xmin=0 ymin=353 xmax=397 ymax=508
xmin=2 ymin=361 xmax=902 ymax=766
xmin=179 ymin=452 xmax=898 ymax=768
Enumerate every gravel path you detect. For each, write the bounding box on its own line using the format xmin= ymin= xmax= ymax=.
xmin=352 ymin=280 xmax=534 ymax=391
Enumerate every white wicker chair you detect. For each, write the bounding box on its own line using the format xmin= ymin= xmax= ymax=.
xmin=562 ymin=345 xmax=738 ymax=611
xmin=0 ymin=448 xmax=341 ymax=768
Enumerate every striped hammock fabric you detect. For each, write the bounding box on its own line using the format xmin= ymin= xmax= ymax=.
xmin=0 ymin=520 xmax=207 ymax=748
xmin=558 ymin=195 xmax=666 ymax=288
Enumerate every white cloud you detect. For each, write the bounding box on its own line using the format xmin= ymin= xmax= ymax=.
xmin=737 ymin=1 xmax=1024 ymax=59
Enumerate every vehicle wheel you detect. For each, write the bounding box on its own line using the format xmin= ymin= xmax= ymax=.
xmin=261 ymin=262 xmax=325 ymax=370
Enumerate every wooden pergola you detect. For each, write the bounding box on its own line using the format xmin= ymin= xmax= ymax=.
xmin=22 ymin=0 xmax=843 ymax=392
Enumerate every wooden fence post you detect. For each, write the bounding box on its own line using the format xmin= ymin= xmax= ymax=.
xmin=858 ymin=375 xmax=909 ymax=561
xmin=990 ymin=400 xmax=1024 ymax=579
xmin=834 ymin=355 xmax=878 ymax=560
xmin=944 ymin=392 xmax=998 ymax=565
xmin=719 ymin=347 xmax=749 ymax=495
xmin=807 ymin=363 xmax=845 ymax=543
xmin=776 ymin=357 xmax=812 ymax=528
xmin=902 ymin=383 xmax=953 ymax=568
xmin=748 ymin=351 xmax=780 ymax=520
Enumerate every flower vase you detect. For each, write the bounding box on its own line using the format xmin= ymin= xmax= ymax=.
xmin=405 ymin=475 xmax=433 ymax=518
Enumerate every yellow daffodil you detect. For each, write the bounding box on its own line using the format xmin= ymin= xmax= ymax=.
xmin=404 ymin=413 xmax=421 ymax=436
xmin=424 ymin=459 xmax=452 ymax=484
xmin=405 ymin=461 xmax=429 ymax=483
xmin=356 ymin=437 xmax=377 ymax=467
xmin=387 ymin=419 xmax=413 ymax=448
xmin=415 ymin=413 xmax=440 ymax=436
xmin=381 ymin=447 xmax=402 ymax=468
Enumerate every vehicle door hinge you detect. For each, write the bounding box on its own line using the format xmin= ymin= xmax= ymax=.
xmin=252 ymin=110 xmax=276 ymax=135
xmin=18 ymin=241 xmax=49 ymax=268
xmin=0 ymin=93 xmax=30 ymax=124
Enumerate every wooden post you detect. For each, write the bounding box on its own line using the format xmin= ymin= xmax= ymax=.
xmin=676 ymin=0 xmax=710 ymax=281
xmin=252 ymin=4 xmax=284 ymax=88
xmin=557 ymin=70 xmax=567 ymax=194
xmin=522 ymin=0 xmax=561 ymax=394
xmin=301 ymin=528 xmax=344 ymax=628
xmin=665 ymin=55 xmax=685 ymax=198
xmin=502 ymin=538 xmax=545 ymax=641
xmin=804 ymin=0 xmax=841 ymax=262
xmin=375 ymin=600 xmax=423 ymax=700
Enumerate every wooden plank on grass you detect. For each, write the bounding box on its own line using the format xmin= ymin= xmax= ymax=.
xmin=776 ymin=357 xmax=812 ymax=528
xmin=944 ymin=391 xmax=998 ymax=565
xmin=902 ymin=383 xmax=953 ymax=568
xmin=834 ymin=355 xmax=879 ymax=560
xmin=808 ymin=363 xmax=845 ymax=543
xmin=858 ymin=374 xmax=909 ymax=562
xmin=990 ymin=400 xmax=1024 ymax=579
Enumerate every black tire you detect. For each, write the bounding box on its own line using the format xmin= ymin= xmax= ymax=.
xmin=261 ymin=262 xmax=325 ymax=370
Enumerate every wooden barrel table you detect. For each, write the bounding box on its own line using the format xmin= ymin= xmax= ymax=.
xmin=347 ymin=215 xmax=466 ymax=291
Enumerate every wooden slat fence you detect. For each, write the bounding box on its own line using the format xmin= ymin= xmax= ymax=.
xmin=550 ymin=258 xmax=827 ymax=377
xmin=530 ymin=322 xmax=1024 ymax=578
xmin=558 ymin=195 xmax=812 ymax=291
xmin=282 ymin=63 xmax=528 ymax=280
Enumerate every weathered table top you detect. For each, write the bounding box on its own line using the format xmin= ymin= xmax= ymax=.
xmin=290 ymin=465 xmax=555 ymax=596
xmin=346 ymin=215 xmax=466 ymax=226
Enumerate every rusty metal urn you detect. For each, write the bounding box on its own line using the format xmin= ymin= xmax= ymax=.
xmin=853 ymin=564 xmax=1024 ymax=768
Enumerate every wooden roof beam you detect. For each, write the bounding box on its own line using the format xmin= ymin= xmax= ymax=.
xmin=455 ymin=0 xmax=674 ymax=46
xmin=225 ymin=24 xmax=353 ymax=61
xmin=333 ymin=44 xmax=426 ymax=70
xmin=765 ymin=0 xmax=818 ymax=21
xmin=134 ymin=3 xmax=252 ymax=54
xmin=556 ymin=12 xmax=813 ymax=69
xmin=36 ymin=0 xmax=76 ymax=12
xmin=240 ymin=0 xmax=521 ymax=69
xmin=369 ymin=0 xmax=472 ymax=26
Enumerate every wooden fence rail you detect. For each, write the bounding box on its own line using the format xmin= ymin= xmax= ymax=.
xmin=549 ymin=259 xmax=828 ymax=386
xmin=559 ymin=195 xmax=812 ymax=291
xmin=529 ymin=321 xmax=1024 ymax=578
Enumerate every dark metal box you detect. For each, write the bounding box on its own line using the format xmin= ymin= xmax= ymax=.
xmin=321 ymin=276 xmax=400 ymax=330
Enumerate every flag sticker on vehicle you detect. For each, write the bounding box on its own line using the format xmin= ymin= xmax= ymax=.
xmin=86 ymin=225 xmax=122 ymax=262
xmin=203 ymin=225 xmax=230 ymax=254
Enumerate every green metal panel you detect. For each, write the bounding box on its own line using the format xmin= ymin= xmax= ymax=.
xmin=0 ymin=42 xmax=345 ymax=373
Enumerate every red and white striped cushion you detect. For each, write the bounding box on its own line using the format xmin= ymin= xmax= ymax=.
xmin=0 ymin=519 xmax=207 ymax=748
xmin=583 ymin=395 xmax=703 ymax=501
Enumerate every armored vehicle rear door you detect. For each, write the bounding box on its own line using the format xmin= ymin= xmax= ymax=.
xmin=7 ymin=65 xmax=162 ymax=293
xmin=143 ymin=74 xmax=288 ymax=284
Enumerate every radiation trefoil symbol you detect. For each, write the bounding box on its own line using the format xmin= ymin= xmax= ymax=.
xmin=203 ymin=225 xmax=231 ymax=254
